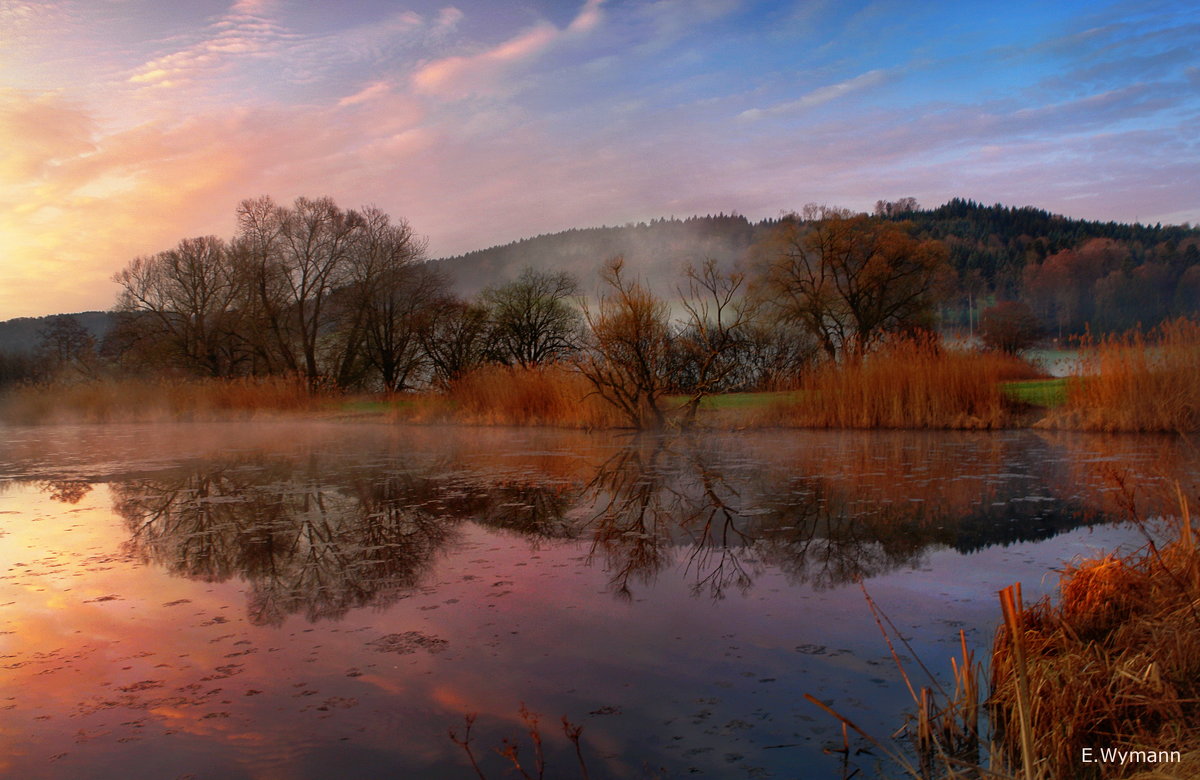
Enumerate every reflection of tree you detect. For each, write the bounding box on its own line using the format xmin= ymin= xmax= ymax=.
xmin=581 ymin=438 xmax=934 ymax=597
xmin=578 ymin=431 xmax=1142 ymax=597
xmin=583 ymin=436 xmax=757 ymax=600
xmin=38 ymin=479 xmax=93 ymax=504
xmin=111 ymin=461 xmax=454 ymax=625
xmin=108 ymin=455 xmax=584 ymax=625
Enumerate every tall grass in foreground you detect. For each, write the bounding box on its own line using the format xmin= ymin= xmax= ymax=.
xmin=442 ymin=364 xmax=625 ymax=428
xmin=988 ymin=489 xmax=1200 ymax=779
xmin=0 ymin=376 xmax=320 ymax=423
xmin=756 ymin=339 xmax=1042 ymax=429
xmin=1041 ymin=318 xmax=1200 ymax=433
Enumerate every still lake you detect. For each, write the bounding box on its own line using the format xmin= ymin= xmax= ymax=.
xmin=0 ymin=422 xmax=1193 ymax=779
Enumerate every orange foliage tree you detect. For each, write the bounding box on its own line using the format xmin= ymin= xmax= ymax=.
xmin=758 ymin=206 xmax=951 ymax=360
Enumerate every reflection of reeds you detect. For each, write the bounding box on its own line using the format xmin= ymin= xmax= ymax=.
xmin=1 ymin=376 xmax=319 ymax=422
xmin=757 ymin=339 xmax=1041 ymax=429
xmin=989 ymin=489 xmax=1200 ymax=779
xmin=1041 ymin=318 xmax=1200 ymax=433
xmin=449 ymin=705 xmax=590 ymax=780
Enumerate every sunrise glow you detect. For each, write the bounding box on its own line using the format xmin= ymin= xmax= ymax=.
xmin=3 ymin=0 xmax=1198 ymax=318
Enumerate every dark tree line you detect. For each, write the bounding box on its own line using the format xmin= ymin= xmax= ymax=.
xmin=105 ymin=196 xmax=591 ymax=391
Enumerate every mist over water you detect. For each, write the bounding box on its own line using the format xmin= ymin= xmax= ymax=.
xmin=0 ymin=422 xmax=1193 ymax=778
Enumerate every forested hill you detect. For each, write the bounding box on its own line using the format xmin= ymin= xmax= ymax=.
xmin=432 ymin=199 xmax=1200 ymax=332
xmin=0 ymin=311 xmax=112 ymax=355
xmin=429 ymin=213 xmax=767 ymax=297
xmin=899 ymin=199 xmax=1200 ymax=295
xmin=433 ymin=200 xmax=1200 ymax=294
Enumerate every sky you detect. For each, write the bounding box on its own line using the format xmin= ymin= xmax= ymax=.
xmin=2 ymin=0 xmax=1199 ymax=318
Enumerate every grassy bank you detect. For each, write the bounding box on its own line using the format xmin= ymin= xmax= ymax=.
xmin=1002 ymin=378 xmax=1068 ymax=408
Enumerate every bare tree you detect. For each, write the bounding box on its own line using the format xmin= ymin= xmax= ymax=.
xmin=576 ymin=257 xmax=675 ymax=429
xmin=482 ymin=266 xmax=582 ymax=368
xmin=419 ymin=299 xmax=493 ymax=389
xmin=234 ymin=195 xmax=293 ymax=375
xmin=276 ymin=197 xmax=364 ymax=388
xmin=333 ymin=206 xmax=432 ymax=389
xmin=362 ymin=263 xmax=448 ymax=391
xmin=674 ymin=259 xmax=761 ymax=423
xmin=36 ymin=314 xmax=98 ymax=380
xmin=234 ymin=196 xmax=365 ymax=388
xmin=112 ymin=236 xmax=245 ymax=376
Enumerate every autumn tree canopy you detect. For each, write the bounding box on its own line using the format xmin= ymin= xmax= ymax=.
xmin=758 ymin=206 xmax=951 ymax=360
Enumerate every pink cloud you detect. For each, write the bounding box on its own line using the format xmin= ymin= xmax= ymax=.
xmin=411 ymin=1 xmax=604 ymax=98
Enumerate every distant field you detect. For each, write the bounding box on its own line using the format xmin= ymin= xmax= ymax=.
xmin=670 ymin=391 xmax=799 ymax=410
xmin=337 ymin=384 xmax=1062 ymax=419
xmin=1001 ymin=378 xmax=1068 ymax=407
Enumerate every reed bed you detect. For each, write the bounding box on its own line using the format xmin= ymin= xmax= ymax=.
xmin=1041 ymin=318 xmax=1200 ymax=433
xmin=0 ymin=375 xmax=321 ymax=423
xmin=442 ymin=364 xmax=625 ymax=429
xmin=756 ymin=339 xmax=1041 ymax=429
xmin=988 ymin=492 xmax=1200 ymax=780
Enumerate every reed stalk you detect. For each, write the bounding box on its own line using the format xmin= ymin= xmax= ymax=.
xmin=758 ymin=336 xmax=1041 ymax=429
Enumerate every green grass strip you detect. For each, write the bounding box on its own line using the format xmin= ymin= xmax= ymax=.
xmin=1001 ymin=378 xmax=1068 ymax=408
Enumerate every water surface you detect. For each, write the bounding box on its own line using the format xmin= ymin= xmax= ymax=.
xmin=0 ymin=423 xmax=1192 ymax=778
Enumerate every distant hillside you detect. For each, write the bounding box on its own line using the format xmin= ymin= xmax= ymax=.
xmin=428 ymin=214 xmax=767 ymax=297
xmin=0 ymin=311 xmax=114 ymax=355
xmin=429 ymin=199 xmax=1200 ymax=333
xmin=430 ymin=200 xmax=1200 ymax=298
xmin=901 ymin=198 xmax=1200 ymax=295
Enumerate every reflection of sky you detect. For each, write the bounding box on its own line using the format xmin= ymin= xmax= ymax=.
xmin=4 ymin=0 xmax=1199 ymax=317
xmin=2 ymin=424 xmax=1194 ymax=776
xmin=0 ymin=478 xmax=1151 ymax=779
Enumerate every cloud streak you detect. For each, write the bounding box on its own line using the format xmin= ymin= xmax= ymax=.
xmin=738 ymin=69 xmax=890 ymax=120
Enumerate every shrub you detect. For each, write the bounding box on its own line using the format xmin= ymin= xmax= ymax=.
xmin=980 ymin=300 xmax=1042 ymax=354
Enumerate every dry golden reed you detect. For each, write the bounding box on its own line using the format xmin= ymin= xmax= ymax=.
xmin=757 ymin=338 xmax=1041 ymax=429
xmin=1042 ymin=318 xmax=1200 ymax=433
xmin=442 ymin=364 xmax=625 ymax=428
xmin=0 ymin=375 xmax=319 ymax=423
xmin=989 ymin=494 xmax=1200 ymax=779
